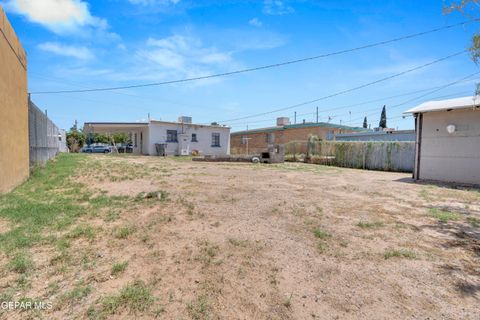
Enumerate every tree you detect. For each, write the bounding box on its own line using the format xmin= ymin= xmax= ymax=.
xmin=379 ymin=105 xmax=387 ymax=129
xmin=363 ymin=117 xmax=368 ymax=129
xmin=66 ymin=124 xmax=86 ymax=153
xmin=112 ymin=132 xmax=132 ymax=144
xmin=445 ymin=1 xmax=480 ymax=63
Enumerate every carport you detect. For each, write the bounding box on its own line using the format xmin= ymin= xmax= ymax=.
xmin=83 ymin=122 xmax=149 ymax=155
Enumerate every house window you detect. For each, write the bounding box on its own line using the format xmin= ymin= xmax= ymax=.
xmin=134 ymin=133 xmax=137 ymax=147
xmin=266 ymin=133 xmax=275 ymax=144
xmin=211 ymin=133 xmax=221 ymax=147
xmin=191 ymin=133 xmax=198 ymax=142
xmin=166 ymin=130 xmax=178 ymax=142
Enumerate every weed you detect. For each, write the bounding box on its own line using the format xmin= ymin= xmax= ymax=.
xmin=56 ymin=238 xmax=71 ymax=251
xmin=59 ymin=282 xmax=92 ymax=305
xmin=313 ymin=228 xmax=330 ymax=239
xmin=419 ymin=188 xmax=429 ymax=201
xmin=196 ymin=242 xmax=220 ymax=265
xmin=357 ymin=221 xmax=384 ymax=229
xmin=384 ymin=248 xmax=417 ymax=260
xmin=187 ymin=295 xmax=210 ymax=320
xmin=466 ymin=216 xmax=479 ymax=227
xmin=101 ymin=280 xmax=154 ymax=315
xmin=317 ymin=242 xmax=328 ymax=253
xmin=68 ymin=224 xmax=96 ymax=240
xmin=111 ymin=261 xmax=128 ymax=276
xmin=228 ymin=238 xmax=248 ymax=247
xmin=47 ymin=282 xmax=60 ymax=296
xmin=115 ymin=225 xmax=135 ymax=239
xmin=16 ymin=274 xmax=31 ymax=290
xmin=178 ymin=198 xmax=195 ymax=215
xmin=9 ymin=252 xmax=34 ymax=274
xmin=105 ymin=210 xmax=120 ymax=222
xmin=429 ymin=208 xmax=460 ymax=223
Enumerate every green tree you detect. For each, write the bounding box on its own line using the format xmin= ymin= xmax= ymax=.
xmin=92 ymin=133 xmax=110 ymax=144
xmin=66 ymin=125 xmax=86 ymax=153
xmin=363 ymin=117 xmax=368 ymax=129
xmin=112 ymin=132 xmax=132 ymax=144
xmin=445 ymin=1 xmax=480 ymax=62
xmin=379 ymin=105 xmax=387 ymax=129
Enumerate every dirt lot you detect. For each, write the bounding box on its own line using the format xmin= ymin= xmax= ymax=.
xmin=0 ymin=154 xmax=479 ymax=319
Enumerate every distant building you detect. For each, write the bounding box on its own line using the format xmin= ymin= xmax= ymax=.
xmin=230 ymin=117 xmax=365 ymax=155
xmin=406 ymin=96 xmax=480 ymax=185
xmin=84 ymin=117 xmax=230 ymax=156
xmin=334 ymin=130 xmax=415 ymax=142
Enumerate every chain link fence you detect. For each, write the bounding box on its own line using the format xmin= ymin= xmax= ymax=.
xmin=28 ymin=99 xmax=63 ymax=167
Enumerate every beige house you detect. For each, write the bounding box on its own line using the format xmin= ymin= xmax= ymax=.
xmin=407 ymin=96 xmax=480 ymax=185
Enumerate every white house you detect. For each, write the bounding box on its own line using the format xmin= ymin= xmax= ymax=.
xmin=83 ymin=117 xmax=230 ymax=156
xmin=406 ymin=96 xmax=480 ymax=185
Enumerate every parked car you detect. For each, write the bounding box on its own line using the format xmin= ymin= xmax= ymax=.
xmin=116 ymin=143 xmax=133 ymax=153
xmin=82 ymin=145 xmax=111 ymax=154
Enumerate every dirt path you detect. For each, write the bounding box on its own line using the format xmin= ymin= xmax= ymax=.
xmin=1 ymin=155 xmax=479 ymax=319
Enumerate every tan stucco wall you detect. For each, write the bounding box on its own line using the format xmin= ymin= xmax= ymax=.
xmin=0 ymin=6 xmax=29 ymax=194
xmin=419 ymin=108 xmax=480 ymax=185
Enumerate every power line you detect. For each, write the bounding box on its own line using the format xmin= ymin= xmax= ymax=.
xmin=217 ymin=50 xmax=467 ymax=123
xmin=29 ymin=72 xmax=211 ymax=109
xmin=29 ymin=20 xmax=476 ymax=95
xmin=228 ymin=71 xmax=479 ymax=130
xmin=348 ymin=71 xmax=480 ymax=124
xmin=224 ymin=77 xmax=480 ymax=127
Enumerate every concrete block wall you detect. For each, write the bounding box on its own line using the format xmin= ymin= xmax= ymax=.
xmin=0 ymin=6 xmax=29 ymax=194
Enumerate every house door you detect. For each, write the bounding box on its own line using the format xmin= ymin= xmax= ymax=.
xmin=178 ymin=134 xmax=190 ymax=155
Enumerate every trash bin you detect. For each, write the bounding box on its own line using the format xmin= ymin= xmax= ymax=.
xmin=155 ymin=143 xmax=167 ymax=156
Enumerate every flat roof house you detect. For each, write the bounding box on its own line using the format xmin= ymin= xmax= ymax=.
xmin=230 ymin=117 xmax=365 ymax=155
xmin=407 ymin=96 xmax=480 ymax=185
xmin=84 ymin=117 xmax=230 ymax=156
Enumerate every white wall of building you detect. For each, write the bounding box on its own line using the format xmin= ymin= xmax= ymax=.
xmin=146 ymin=121 xmax=230 ymax=156
xmin=418 ymin=108 xmax=480 ymax=185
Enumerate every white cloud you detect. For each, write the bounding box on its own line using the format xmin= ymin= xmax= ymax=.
xmin=139 ymin=35 xmax=232 ymax=71
xmin=4 ymin=0 xmax=107 ymax=34
xmin=249 ymin=17 xmax=262 ymax=27
xmin=38 ymin=42 xmax=94 ymax=60
xmin=128 ymin=0 xmax=180 ymax=6
xmin=263 ymin=0 xmax=294 ymax=15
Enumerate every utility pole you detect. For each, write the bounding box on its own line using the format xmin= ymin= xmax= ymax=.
xmin=316 ymin=107 xmax=319 ymax=123
xmin=244 ymin=124 xmax=252 ymax=155
xmin=349 ymin=111 xmax=351 ymax=125
xmin=294 ymin=112 xmax=297 ymax=124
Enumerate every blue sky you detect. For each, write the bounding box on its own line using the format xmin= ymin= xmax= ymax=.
xmin=2 ymin=0 xmax=479 ymax=131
